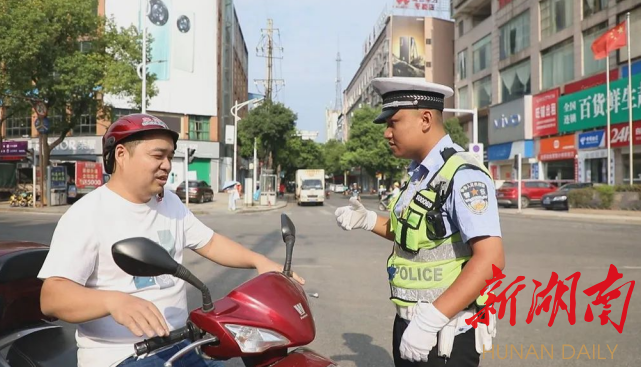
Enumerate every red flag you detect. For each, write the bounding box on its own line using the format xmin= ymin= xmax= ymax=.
xmin=591 ymin=22 xmax=627 ymax=60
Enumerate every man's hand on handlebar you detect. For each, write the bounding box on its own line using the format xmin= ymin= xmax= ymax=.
xmin=106 ymin=291 xmax=170 ymax=338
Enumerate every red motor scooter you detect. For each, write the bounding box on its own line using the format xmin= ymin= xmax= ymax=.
xmin=111 ymin=213 xmax=338 ymax=367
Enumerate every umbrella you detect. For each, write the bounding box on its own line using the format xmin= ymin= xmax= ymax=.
xmin=222 ymin=180 xmax=240 ymax=191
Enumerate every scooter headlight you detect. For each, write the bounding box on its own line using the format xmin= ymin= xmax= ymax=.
xmin=224 ymin=324 xmax=290 ymax=353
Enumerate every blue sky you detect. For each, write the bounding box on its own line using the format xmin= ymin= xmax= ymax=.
xmin=234 ymin=0 xmax=393 ymax=142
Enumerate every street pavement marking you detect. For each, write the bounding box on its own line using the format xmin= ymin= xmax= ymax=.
xmin=621 ymin=266 xmax=641 ymax=270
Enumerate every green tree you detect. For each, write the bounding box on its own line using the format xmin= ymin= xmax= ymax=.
xmin=343 ymin=106 xmax=408 ymax=180
xmin=276 ymin=135 xmax=324 ymax=180
xmin=322 ymin=139 xmax=348 ymax=179
xmin=237 ymin=101 xmax=297 ymax=169
xmin=444 ymin=116 xmax=469 ymax=148
xmin=0 ymin=0 xmax=156 ymax=159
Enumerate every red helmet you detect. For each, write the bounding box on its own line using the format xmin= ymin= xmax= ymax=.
xmin=103 ymin=113 xmax=179 ymax=174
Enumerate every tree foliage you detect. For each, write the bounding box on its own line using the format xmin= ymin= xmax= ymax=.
xmin=237 ymin=101 xmax=297 ymax=169
xmin=322 ymin=139 xmax=349 ymax=177
xmin=276 ymin=135 xmax=324 ymax=180
xmin=444 ymin=116 xmax=469 ymax=149
xmin=343 ymin=106 xmax=408 ymax=180
xmin=0 ymin=0 xmax=155 ymax=159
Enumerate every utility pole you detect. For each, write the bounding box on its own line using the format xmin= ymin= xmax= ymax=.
xmin=255 ymin=19 xmax=284 ymax=102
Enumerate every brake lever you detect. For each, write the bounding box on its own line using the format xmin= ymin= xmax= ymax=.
xmin=163 ymin=336 xmax=219 ymax=367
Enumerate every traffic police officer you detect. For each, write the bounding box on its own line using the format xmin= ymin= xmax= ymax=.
xmin=334 ymin=77 xmax=504 ymax=367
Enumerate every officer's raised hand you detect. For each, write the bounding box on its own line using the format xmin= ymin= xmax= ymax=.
xmin=334 ymin=197 xmax=378 ymax=231
xmin=399 ymin=303 xmax=450 ymax=362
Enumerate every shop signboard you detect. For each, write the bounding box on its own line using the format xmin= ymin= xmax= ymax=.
xmin=578 ymin=130 xmax=605 ymax=150
xmin=50 ymin=166 xmax=67 ymax=190
xmin=532 ymin=88 xmax=559 ymax=137
xmin=558 ymin=73 xmax=641 ymax=133
xmin=539 ymin=135 xmax=576 ymax=161
xmin=488 ymin=96 xmax=532 ymax=145
xmin=76 ymin=161 xmax=104 ymax=191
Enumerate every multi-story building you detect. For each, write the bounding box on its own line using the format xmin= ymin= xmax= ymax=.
xmin=343 ymin=14 xmax=455 ymax=138
xmin=0 ymin=0 xmax=248 ymax=195
xmin=453 ymin=0 xmax=641 ymax=184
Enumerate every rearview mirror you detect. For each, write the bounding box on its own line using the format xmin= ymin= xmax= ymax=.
xmin=281 ymin=214 xmax=296 ymax=242
xmin=112 ymin=237 xmax=178 ymax=277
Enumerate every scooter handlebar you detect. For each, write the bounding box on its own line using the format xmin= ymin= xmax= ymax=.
xmin=134 ymin=324 xmax=197 ymax=356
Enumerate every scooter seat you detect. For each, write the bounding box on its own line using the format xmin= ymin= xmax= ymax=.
xmin=7 ymin=326 xmax=77 ymax=367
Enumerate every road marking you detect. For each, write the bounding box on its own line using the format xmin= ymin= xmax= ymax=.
xmin=320 ymin=209 xmax=333 ymax=216
xmin=621 ymin=266 xmax=641 ymax=270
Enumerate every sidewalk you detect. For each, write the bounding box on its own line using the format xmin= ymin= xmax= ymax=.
xmin=0 ymin=192 xmax=288 ymax=216
xmin=499 ymin=207 xmax=641 ymax=224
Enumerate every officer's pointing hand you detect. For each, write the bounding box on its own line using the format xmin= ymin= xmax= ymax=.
xmin=334 ymin=197 xmax=377 ymax=231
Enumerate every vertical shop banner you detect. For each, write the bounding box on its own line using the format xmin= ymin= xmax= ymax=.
xmin=558 ymin=73 xmax=641 ymax=133
xmin=76 ymin=161 xmax=104 ymax=190
xmin=50 ymin=166 xmax=67 ymax=190
xmin=391 ymin=16 xmax=425 ymax=77
xmin=532 ymin=88 xmax=559 ymax=137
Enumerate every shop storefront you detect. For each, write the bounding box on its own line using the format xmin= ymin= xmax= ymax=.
xmin=539 ymin=134 xmax=577 ymax=182
xmin=487 ymin=140 xmax=535 ymax=179
xmin=487 ymin=96 xmax=536 ymax=180
xmin=611 ymin=120 xmax=641 ymax=184
xmin=558 ymin=72 xmax=641 ymax=184
xmin=577 ymin=130 xmax=615 ymax=184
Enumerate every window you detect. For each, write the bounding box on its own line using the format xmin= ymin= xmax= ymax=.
xmin=457 ymin=50 xmax=467 ymax=81
xmin=583 ymin=0 xmax=608 ymax=18
xmin=540 ymin=0 xmax=573 ymax=38
xmin=541 ymin=39 xmax=574 ymax=90
xmin=111 ymin=108 xmax=135 ymax=122
xmin=583 ymin=23 xmax=607 ymax=76
xmin=473 ymin=76 xmax=492 ymax=108
xmin=79 ymin=41 xmax=92 ymax=53
xmin=189 ymin=115 xmax=210 ymax=141
xmin=500 ymin=59 xmax=531 ymax=103
xmin=458 ymin=21 xmax=464 ymax=38
xmin=5 ymin=115 xmax=32 ymax=138
xmin=618 ymin=7 xmax=641 ymax=64
xmin=472 ymin=35 xmax=491 ymax=74
xmin=458 ymin=86 xmax=469 ymax=109
xmin=499 ymin=11 xmax=530 ymax=60
xmin=75 ymin=113 xmax=97 ymax=135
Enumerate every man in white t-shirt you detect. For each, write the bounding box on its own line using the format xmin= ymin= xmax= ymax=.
xmin=38 ymin=113 xmax=304 ymax=367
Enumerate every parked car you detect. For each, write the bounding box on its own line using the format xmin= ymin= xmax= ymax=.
xmin=496 ymin=180 xmax=557 ymax=209
xmin=175 ymin=180 xmax=214 ymax=203
xmin=541 ymin=182 xmax=594 ymax=210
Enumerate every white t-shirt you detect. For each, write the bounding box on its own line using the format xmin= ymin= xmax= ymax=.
xmin=38 ymin=185 xmax=214 ymax=367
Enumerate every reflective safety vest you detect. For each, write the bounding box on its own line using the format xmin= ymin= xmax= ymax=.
xmin=387 ymin=149 xmax=492 ymax=307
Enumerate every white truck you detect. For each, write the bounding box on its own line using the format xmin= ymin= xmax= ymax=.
xmin=295 ymin=169 xmax=325 ymax=205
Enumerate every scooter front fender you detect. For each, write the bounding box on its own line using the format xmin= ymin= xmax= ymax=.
xmin=269 ymin=348 xmax=338 ymax=367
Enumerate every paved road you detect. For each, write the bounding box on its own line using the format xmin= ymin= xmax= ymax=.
xmin=0 ymin=196 xmax=639 ymax=367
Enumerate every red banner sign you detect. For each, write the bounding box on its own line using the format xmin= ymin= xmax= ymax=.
xmin=75 ymin=161 xmax=104 ymax=190
xmin=563 ymin=69 xmax=619 ymax=94
xmin=532 ymin=88 xmax=560 ymax=137
xmin=610 ymin=121 xmax=641 ymax=148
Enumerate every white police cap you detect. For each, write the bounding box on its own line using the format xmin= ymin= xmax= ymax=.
xmin=371 ymin=77 xmax=454 ymax=123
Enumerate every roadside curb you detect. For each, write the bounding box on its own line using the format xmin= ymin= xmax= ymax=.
xmin=0 ymin=206 xmax=66 ymax=215
xmin=499 ymin=209 xmax=641 ymax=224
xmin=188 ymin=200 xmax=288 ymax=215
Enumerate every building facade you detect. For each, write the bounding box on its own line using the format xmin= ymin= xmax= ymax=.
xmin=454 ymin=0 xmax=641 ymax=184
xmin=0 ymin=0 xmax=249 ymax=195
xmin=343 ymin=14 xmax=455 ymax=136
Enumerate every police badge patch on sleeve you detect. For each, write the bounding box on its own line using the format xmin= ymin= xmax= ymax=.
xmin=459 ymin=181 xmax=489 ymax=214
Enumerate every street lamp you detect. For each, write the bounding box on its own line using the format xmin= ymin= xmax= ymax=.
xmin=137 ymin=60 xmax=166 ymax=114
xmin=231 ymin=97 xmax=264 ymax=182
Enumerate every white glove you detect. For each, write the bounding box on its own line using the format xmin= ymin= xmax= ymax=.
xmin=400 ymin=303 xmax=450 ymax=362
xmin=475 ymin=309 xmax=497 ymax=354
xmin=334 ymin=197 xmax=377 ymax=231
